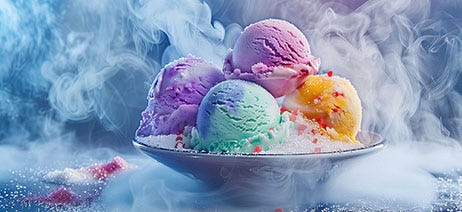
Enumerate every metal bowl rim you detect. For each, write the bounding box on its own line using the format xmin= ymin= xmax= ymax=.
xmin=133 ymin=132 xmax=385 ymax=159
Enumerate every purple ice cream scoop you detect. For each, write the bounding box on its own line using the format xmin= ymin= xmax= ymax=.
xmin=223 ymin=19 xmax=320 ymax=97
xmin=136 ymin=55 xmax=225 ymax=136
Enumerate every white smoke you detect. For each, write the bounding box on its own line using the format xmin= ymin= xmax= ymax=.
xmin=0 ymin=0 xmax=461 ymax=210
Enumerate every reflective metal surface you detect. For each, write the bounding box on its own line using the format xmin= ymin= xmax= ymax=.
xmin=133 ymin=132 xmax=384 ymax=187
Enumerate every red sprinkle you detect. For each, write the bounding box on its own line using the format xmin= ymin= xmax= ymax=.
xmin=175 ymin=142 xmax=185 ymax=148
xmin=311 ymin=129 xmax=317 ymax=134
xmin=176 ymin=136 xmax=183 ymax=141
xmin=298 ymin=125 xmax=307 ymax=136
xmin=316 ymin=118 xmax=328 ymax=129
xmin=269 ymin=127 xmax=274 ymax=131
xmin=176 ymin=130 xmax=183 ymax=135
xmin=327 ymin=71 xmax=333 ymax=77
xmin=289 ymin=109 xmax=300 ymax=121
xmin=280 ymin=107 xmax=288 ymax=113
xmin=332 ymin=105 xmax=341 ymax=113
xmin=312 ymin=138 xmax=318 ymax=144
xmin=314 ymin=147 xmax=322 ymax=153
xmin=292 ymin=109 xmax=300 ymax=116
xmin=333 ymin=91 xmax=344 ymax=97
xmin=275 ymin=208 xmax=284 ymax=212
xmin=253 ymin=145 xmax=262 ymax=153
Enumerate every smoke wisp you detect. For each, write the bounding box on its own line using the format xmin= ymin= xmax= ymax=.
xmin=1 ymin=0 xmax=461 ymax=210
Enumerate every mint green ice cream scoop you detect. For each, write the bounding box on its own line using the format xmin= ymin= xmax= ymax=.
xmin=191 ymin=80 xmax=281 ymax=153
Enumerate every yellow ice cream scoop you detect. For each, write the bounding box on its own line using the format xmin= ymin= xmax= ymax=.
xmin=283 ymin=72 xmax=362 ymax=143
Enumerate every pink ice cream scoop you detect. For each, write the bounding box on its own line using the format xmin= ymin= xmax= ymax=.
xmin=136 ymin=55 xmax=225 ymax=136
xmin=223 ymin=19 xmax=320 ymax=97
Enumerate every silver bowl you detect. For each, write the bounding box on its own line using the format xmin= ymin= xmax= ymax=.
xmin=133 ymin=132 xmax=384 ymax=188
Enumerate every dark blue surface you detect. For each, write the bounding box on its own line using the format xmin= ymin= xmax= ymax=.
xmin=0 ymin=0 xmax=461 ymax=210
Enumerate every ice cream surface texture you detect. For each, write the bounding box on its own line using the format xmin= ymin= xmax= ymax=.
xmin=135 ymin=18 xmax=367 ymax=154
xmin=223 ymin=19 xmax=320 ymax=97
xmin=191 ymin=80 xmax=281 ymax=153
xmin=283 ymin=73 xmax=362 ymax=143
xmin=136 ymin=55 xmax=225 ymax=136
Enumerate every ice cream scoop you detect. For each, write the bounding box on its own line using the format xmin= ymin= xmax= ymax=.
xmin=283 ymin=73 xmax=362 ymax=143
xmin=191 ymin=80 xmax=280 ymax=153
xmin=223 ymin=19 xmax=320 ymax=97
xmin=136 ymin=55 xmax=225 ymax=136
